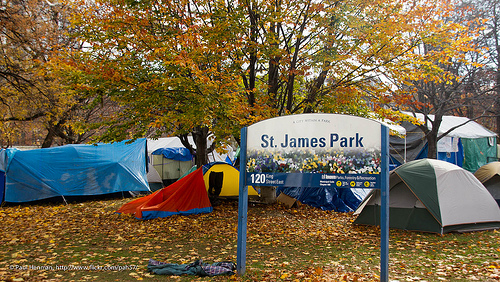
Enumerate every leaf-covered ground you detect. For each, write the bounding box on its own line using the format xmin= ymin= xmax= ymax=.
xmin=0 ymin=197 xmax=499 ymax=282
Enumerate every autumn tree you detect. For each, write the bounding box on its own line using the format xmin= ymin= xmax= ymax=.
xmin=435 ymin=0 xmax=500 ymax=134
xmin=238 ymin=0 xmax=420 ymax=118
xmin=65 ymin=0 xmax=447 ymax=167
xmin=385 ymin=0 xmax=489 ymax=159
xmin=0 ymin=0 xmax=101 ymax=148
xmin=64 ymin=0 xmax=251 ymax=167
xmin=458 ymin=0 xmax=500 ymax=135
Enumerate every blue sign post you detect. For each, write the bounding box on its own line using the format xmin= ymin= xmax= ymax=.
xmin=237 ymin=114 xmax=389 ymax=281
xmin=380 ymin=124 xmax=389 ymax=282
xmin=236 ymin=126 xmax=249 ymax=274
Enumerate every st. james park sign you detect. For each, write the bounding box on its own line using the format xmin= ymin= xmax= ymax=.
xmin=236 ymin=113 xmax=390 ymax=281
xmin=245 ymin=114 xmax=382 ymax=189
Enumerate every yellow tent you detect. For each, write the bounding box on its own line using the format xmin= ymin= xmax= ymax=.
xmin=203 ymin=163 xmax=259 ymax=197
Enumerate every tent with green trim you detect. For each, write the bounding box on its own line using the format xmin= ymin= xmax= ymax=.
xmin=354 ymin=159 xmax=500 ymax=234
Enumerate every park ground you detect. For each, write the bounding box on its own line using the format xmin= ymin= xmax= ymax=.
xmin=0 ymin=197 xmax=499 ymax=281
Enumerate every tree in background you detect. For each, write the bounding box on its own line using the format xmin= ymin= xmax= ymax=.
xmin=64 ymin=0 xmax=450 ymax=165
xmin=64 ymin=0 xmax=250 ymax=167
xmin=386 ymin=0 xmax=488 ymax=159
xmin=0 ymin=0 xmax=101 ymax=148
xmin=239 ymin=0 xmax=419 ymax=118
xmin=458 ymin=0 xmax=500 ymax=135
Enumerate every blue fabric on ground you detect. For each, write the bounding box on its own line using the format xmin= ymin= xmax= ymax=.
xmin=140 ymin=207 xmax=213 ymax=220
xmin=147 ymin=259 xmax=235 ymax=277
xmin=276 ymin=186 xmax=362 ymax=212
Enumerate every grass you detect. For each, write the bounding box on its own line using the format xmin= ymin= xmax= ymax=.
xmin=0 ymin=197 xmax=499 ymax=281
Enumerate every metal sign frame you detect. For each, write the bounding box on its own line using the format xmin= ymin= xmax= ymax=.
xmin=236 ymin=114 xmax=389 ymax=281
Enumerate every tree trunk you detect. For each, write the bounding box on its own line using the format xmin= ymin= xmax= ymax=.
xmin=303 ymin=66 xmax=329 ymax=113
xmin=243 ymin=3 xmax=258 ymax=108
xmin=41 ymin=127 xmax=56 ymax=148
xmin=192 ymin=126 xmax=210 ymax=168
xmin=425 ymin=114 xmax=443 ymax=159
xmin=178 ymin=126 xmax=213 ymax=168
xmin=496 ymin=63 xmax=500 ymax=136
xmin=426 ymin=133 xmax=438 ymax=159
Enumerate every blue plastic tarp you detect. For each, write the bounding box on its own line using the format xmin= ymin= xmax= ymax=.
xmin=390 ymin=138 xmax=465 ymax=170
xmin=276 ymin=186 xmax=366 ymax=212
xmin=418 ymin=139 xmax=464 ymax=167
xmin=3 ymin=139 xmax=150 ymax=203
xmin=152 ymin=147 xmax=193 ymax=162
xmin=0 ymin=171 xmax=4 ymax=203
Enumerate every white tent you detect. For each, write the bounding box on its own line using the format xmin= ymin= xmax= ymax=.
xmin=147 ymin=137 xmax=194 ymax=184
xmin=146 ymin=136 xmax=236 ymax=184
xmin=390 ymin=113 xmax=498 ymax=172
xmin=147 ymin=136 xmax=236 ymax=163
xmin=406 ymin=112 xmax=496 ymax=138
xmin=146 ymin=163 xmax=164 ymax=191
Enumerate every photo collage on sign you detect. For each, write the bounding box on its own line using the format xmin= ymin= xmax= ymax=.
xmin=246 ymin=148 xmax=381 ymax=175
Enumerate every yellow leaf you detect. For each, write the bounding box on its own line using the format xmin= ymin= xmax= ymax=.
xmin=315 ymin=267 xmax=323 ymax=275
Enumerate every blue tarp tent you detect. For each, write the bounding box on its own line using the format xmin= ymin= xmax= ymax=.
xmin=0 ymin=139 xmax=150 ymax=203
xmin=276 ymin=186 xmax=368 ymax=212
xmin=0 ymin=171 xmax=4 ymax=203
xmin=152 ymin=147 xmax=193 ymax=161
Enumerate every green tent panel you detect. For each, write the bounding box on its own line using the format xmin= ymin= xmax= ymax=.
xmin=354 ymin=204 xmax=441 ymax=233
xmin=392 ymin=160 xmax=441 ymax=223
xmin=462 ymin=137 xmax=497 ymax=173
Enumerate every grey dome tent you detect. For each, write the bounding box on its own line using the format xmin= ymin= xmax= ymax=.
xmin=354 ymin=159 xmax=500 ymax=234
xmin=474 ymin=162 xmax=500 ymax=206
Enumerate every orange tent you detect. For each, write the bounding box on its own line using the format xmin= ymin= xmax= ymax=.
xmin=116 ymin=168 xmax=212 ymax=220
